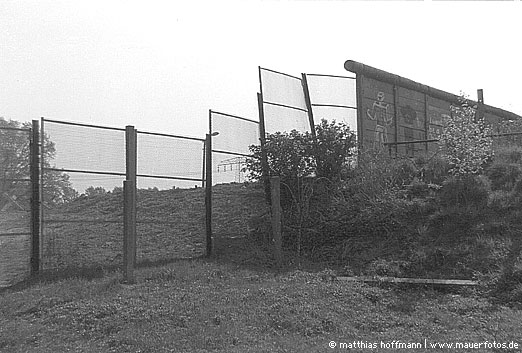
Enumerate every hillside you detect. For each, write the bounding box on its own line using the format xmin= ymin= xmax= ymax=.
xmin=1 ymin=259 xmax=522 ymax=352
xmin=1 ymin=183 xmax=267 ymax=287
xmin=2 ymin=182 xmax=522 ymax=352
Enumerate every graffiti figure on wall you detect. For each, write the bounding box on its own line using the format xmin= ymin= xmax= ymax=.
xmin=367 ymin=91 xmax=393 ymax=147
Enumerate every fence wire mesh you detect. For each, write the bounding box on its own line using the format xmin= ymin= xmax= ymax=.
xmin=306 ymin=74 xmax=358 ymax=132
xmin=41 ymin=119 xmax=125 ymax=270
xmin=208 ymin=111 xmax=267 ymax=240
xmin=210 ymin=111 xmax=259 ymax=156
xmin=43 ymin=120 xmax=125 ymax=176
xmin=0 ymin=126 xmax=32 ymax=286
xmin=40 ymin=119 xmax=207 ymax=271
xmin=210 ymin=111 xmax=259 ymax=184
xmin=137 ymin=132 xmax=205 ymax=185
xmin=260 ymin=67 xmax=311 ymax=134
xmin=136 ymin=132 xmax=205 ymax=263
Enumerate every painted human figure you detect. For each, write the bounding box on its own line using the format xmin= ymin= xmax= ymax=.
xmin=366 ymin=92 xmax=392 ymax=147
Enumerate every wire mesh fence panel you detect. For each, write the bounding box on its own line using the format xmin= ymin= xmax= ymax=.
xmin=306 ymin=74 xmax=358 ymax=132
xmin=262 ymin=103 xmax=310 ymax=135
xmin=42 ymin=120 xmax=125 ymax=176
xmin=260 ymin=67 xmax=311 ymax=134
xmin=212 ymin=183 xmax=267 ymax=240
xmin=260 ymin=68 xmax=307 ymax=110
xmin=41 ymin=174 xmax=125 ymax=270
xmin=137 ymin=132 xmax=205 ymax=184
xmin=136 ymin=181 xmax=205 ymax=264
xmin=212 ymin=151 xmax=251 ymax=185
xmin=210 ymin=111 xmax=259 ymax=156
xmin=210 ymin=111 xmax=259 ymax=184
xmin=306 ymin=74 xmax=357 ymax=108
xmin=310 ymin=106 xmax=358 ymax=130
xmin=0 ymin=127 xmax=32 ymax=286
xmin=136 ymin=132 xmax=205 ymax=264
xmin=41 ymin=120 xmax=126 ymax=271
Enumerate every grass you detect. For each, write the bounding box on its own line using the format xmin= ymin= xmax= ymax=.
xmin=1 ymin=241 xmax=522 ymax=353
xmin=32 ymin=183 xmax=266 ymax=271
xmin=2 ymin=181 xmax=522 ymax=352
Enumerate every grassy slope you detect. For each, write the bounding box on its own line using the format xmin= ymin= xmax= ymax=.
xmin=1 ymin=256 xmax=522 ymax=353
xmin=40 ymin=183 xmax=267 ymax=272
xmin=2 ymin=182 xmax=522 ymax=352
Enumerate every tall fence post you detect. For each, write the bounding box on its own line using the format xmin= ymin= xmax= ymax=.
xmin=201 ymin=140 xmax=206 ymax=188
xmin=257 ymin=92 xmax=271 ymax=205
xmin=301 ymin=73 xmax=317 ymax=139
xmin=123 ymin=125 xmax=137 ymax=283
xmin=30 ymin=120 xmax=40 ymax=274
xmin=270 ymin=176 xmax=282 ymax=267
xmin=205 ymin=132 xmax=213 ymax=257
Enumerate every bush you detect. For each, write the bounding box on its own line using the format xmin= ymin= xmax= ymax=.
xmin=85 ymin=186 xmax=107 ymax=197
xmin=313 ymin=120 xmax=357 ymax=180
xmin=437 ymin=96 xmax=493 ymax=176
xmin=245 ymin=119 xmax=357 ymax=184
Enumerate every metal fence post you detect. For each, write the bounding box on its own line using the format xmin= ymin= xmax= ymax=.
xmin=301 ymin=73 xmax=317 ymax=139
xmin=205 ymin=132 xmax=213 ymax=257
xmin=30 ymin=120 xmax=40 ymax=274
xmin=123 ymin=125 xmax=137 ymax=283
xmin=270 ymin=176 xmax=282 ymax=267
xmin=257 ymin=92 xmax=272 ymax=205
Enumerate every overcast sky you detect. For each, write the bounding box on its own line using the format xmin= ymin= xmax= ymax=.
xmin=1 ymin=0 xmax=521 ymax=139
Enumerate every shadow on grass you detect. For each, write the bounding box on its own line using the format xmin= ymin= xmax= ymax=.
xmin=2 ymin=233 xmax=335 ymax=294
xmin=0 ymin=256 xmax=210 ymax=294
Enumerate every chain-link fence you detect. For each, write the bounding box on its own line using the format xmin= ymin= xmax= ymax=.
xmin=0 ymin=125 xmax=33 ymax=286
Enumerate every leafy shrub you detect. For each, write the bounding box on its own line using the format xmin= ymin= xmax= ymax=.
xmin=245 ymin=119 xmax=356 ymax=184
xmin=85 ymin=186 xmax=107 ymax=197
xmin=246 ymin=129 xmax=315 ymax=183
xmin=437 ymin=96 xmax=493 ymax=176
xmin=313 ymin=120 xmax=357 ymax=180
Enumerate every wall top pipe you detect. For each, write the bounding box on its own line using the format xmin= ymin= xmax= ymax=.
xmin=344 ymin=60 xmax=522 ymax=122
